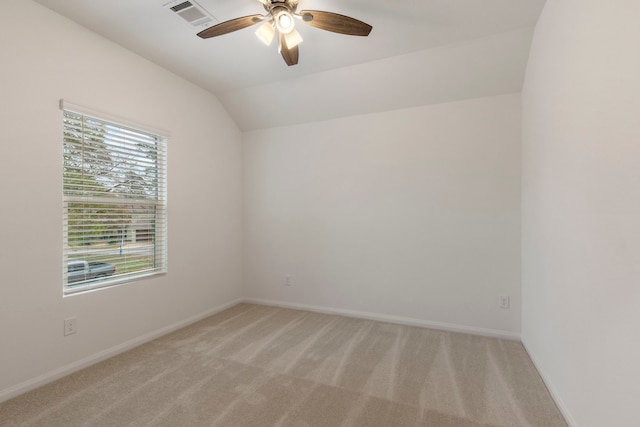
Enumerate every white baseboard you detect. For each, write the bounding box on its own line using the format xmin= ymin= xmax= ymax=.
xmin=0 ymin=298 xmax=243 ymax=403
xmin=242 ymin=298 xmax=521 ymax=341
xmin=521 ymin=337 xmax=577 ymax=427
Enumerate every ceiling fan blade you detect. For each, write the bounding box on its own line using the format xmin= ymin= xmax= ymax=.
xmin=299 ymin=10 xmax=372 ymax=36
xmin=279 ymin=32 xmax=299 ymax=66
xmin=197 ymin=15 xmax=264 ymax=39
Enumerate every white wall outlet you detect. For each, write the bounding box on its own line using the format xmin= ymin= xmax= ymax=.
xmin=499 ymin=296 xmax=510 ymax=309
xmin=64 ymin=317 xmax=77 ymax=336
xmin=284 ymin=275 xmax=292 ymax=287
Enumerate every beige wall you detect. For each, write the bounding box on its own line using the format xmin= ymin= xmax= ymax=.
xmin=0 ymin=0 xmax=243 ymax=399
xmin=522 ymin=0 xmax=640 ymax=425
xmin=244 ymin=94 xmax=522 ymax=337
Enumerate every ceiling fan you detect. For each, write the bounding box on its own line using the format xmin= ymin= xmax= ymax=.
xmin=197 ymin=0 xmax=372 ymax=66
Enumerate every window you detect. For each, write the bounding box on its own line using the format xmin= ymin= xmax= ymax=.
xmin=62 ymin=102 xmax=167 ymax=294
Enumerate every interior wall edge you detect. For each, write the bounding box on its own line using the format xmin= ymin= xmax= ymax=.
xmin=0 ymin=298 xmax=244 ymax=404
xmin=521 ymin=337 xmax=577 ymax=427
xmin=243 ymin=298 xmax=521 ymax=341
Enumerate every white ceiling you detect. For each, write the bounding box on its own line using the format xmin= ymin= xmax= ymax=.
xmin=34 ymin=0 xmax=547 ymax=130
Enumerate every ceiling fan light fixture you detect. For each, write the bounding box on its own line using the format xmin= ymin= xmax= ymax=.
xmin=255 ymin=21 xmax=275 ymax=45
xmin=275 ymin=10 xmax=295 ymax=34
xmin=198 ymin=0 xmax=372 ymax=66
xmin=283 ymin=27 xmax=303 ymax=49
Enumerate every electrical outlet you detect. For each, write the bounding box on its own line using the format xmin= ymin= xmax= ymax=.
xmin=284 ymin=275 xmax=292 ymax=287
xmin=64 ymin=317 xmax=77 ymax=336
xmin=499 ymin=296 xmax=510 ymax=309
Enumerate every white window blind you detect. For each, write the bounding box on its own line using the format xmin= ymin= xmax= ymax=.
xmin=62 ymin=104 xmax=167 ymax=294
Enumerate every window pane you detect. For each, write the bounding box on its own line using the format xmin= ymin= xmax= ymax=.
xmin=62 ymin=108 xmax=167 ymax=293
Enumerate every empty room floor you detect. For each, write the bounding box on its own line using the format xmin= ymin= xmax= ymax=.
xmin=0 ymin=304 xmax=566 ymax=426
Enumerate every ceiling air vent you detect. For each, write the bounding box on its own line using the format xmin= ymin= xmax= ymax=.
xmin=165 ymin=0 xmax=217 ymax=30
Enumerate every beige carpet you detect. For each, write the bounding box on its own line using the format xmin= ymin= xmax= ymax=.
xmin=0 ymin=303 xmax=566 ymax=426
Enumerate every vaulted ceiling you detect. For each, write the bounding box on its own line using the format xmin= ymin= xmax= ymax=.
xmin=34 ymin=0 xmax=547 ymax=130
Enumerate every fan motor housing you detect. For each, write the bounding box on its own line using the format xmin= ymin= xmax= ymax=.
xmin=263 ymin=0 xmax=297 ymax=14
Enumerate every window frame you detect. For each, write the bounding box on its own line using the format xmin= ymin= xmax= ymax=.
xmin=61 ymin=100 xmax=168 ymax=295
